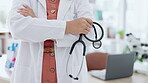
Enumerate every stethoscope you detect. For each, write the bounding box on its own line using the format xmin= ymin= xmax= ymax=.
xmin=66 ymin=22 xmax=104 ymax=80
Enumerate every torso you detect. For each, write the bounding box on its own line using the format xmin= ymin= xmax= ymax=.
xmin=42 ymin=0 xmax=60 ymax=83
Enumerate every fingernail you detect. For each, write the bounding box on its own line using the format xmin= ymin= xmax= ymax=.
xmin=23 ymin=4 xmax=26 ymax=6
xmin=18 ymin=9 xmax=22 ymax=10
xmin=23 ymin=4 xmax=27 ymax=7
xmin=20 ymin=12 xmax=23 ymax=14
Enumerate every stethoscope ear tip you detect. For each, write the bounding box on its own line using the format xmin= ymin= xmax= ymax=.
xmin=74 ymin=77 xmax=79 ymax=80
xmin=69 ymin=74 xmax=79 ymax=80
xmin=69 ymin=74 xmax=73 ymax=78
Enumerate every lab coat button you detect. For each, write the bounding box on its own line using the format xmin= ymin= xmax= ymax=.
xmin=51 ymin=53 xmax=55 ymax=56
xmin=44 ymin=47 xmax=50 ymax=53
xmin=50 ymin=68 xmax=55 ymax=72
xmin=51 ymin=10 xmax=56 ymax=14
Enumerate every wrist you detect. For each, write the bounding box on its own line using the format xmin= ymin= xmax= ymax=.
xmin=65 ymin=21 xmax=71 ymax=34
xmin=32 ymin=16 xmax=37 ymax=18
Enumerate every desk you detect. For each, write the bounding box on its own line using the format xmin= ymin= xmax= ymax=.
xmin=1 ymin=55 xmax=148 ymax=83
xmin=88 ymin=73 xmax=148 ymax=83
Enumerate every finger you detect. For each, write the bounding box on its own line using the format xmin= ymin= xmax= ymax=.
xmin=84 ymin=19 xmax=91 ymax=28
xmin=18 ymin=8 xmax=27 ymax=11
xmin=86 ymin=18 xmax=93 ymax=26
xmin=80 ymin=29 xmax=89 ymax=34
xmin=82 ymin=25 xmax=90 ymax=33
xmin=82 ymin=30 xmax=89 ymax=34
xmin=19 ymin=11 xmax=28 ymax=14
xmin=81 ymin=18 xmax=90 ymax=26
xmin=17 ymin=11 xmax=21 ymax=13
xmin=18 ymin=9 xmax=29 ymax=13
xmin=82 ymin=23 xmax=90 ymax=32
xmin=17 ymin=10 xmax=28 ymax=13
xmin=17 ymin=11 xmax=23 ymax=13
xmin=85 ymin=27 xmax=90 ymax=32
xmin=23 ymin=5 xmax=31 ymax=9
xmin=82 ymin=24 xmax=87 ymax=30
xmin=20 ymin=12 xmax=29 ymax=17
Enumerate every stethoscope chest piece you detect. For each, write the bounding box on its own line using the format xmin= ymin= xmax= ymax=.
xmin=93 ymin=41 xmax=102 ymax=49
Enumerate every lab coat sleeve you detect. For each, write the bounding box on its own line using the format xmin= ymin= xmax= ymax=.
xmin=7 ymin=0 xmax=66 ymax=42
xmin=56 ymin=0 xmax=94 ymax=47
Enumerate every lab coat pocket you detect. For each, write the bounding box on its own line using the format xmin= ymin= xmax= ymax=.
xmin=15 ymin=65 xmax=31 ymax=83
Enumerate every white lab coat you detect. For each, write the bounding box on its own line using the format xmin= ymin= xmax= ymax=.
xmin=7 ymin=0 xmax=93 ymax=83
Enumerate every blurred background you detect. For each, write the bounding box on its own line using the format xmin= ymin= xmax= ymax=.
xmin=0 ymin=0 xmax=148 ymax=83
xmin=0 ymin=0 xmax=148 ymax=54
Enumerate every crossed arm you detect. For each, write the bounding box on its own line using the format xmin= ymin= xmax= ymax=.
xmin=17 ymin=5 xmax=93 ymax=36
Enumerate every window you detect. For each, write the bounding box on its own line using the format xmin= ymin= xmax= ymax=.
xmin=94 ymin=0 xmax=148 ymax=40
xmin=126 ymin=0 xmax=148 ymax=41
xmin=89 ymin=0 xmax=148 ymax=53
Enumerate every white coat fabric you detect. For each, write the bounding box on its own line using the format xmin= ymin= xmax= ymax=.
xmin=7 ymin=0 xmax=93 ymax=83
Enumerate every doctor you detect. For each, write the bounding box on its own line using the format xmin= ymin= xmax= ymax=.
xmin=7 ymin=0 xmax=93 ymax=83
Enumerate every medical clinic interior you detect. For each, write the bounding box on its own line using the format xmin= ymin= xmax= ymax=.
xmin=0 ymin=0 xmax=148 ymax=83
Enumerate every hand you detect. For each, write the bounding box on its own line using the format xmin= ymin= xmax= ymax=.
xmin=17 ymin=5 xmax=37 ymax=18
xmin=66 ymin=17 xmax=93 ymax=35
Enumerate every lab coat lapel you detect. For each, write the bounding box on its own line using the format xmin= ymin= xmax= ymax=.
xmin=38 ymin=0 xmax=46 ymax=9
xmin=58 ymin=0 xmax=73 ymax=20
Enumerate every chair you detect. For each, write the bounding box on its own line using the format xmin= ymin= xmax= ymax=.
xmin=86 ymin=52 xmax=109 ymax=71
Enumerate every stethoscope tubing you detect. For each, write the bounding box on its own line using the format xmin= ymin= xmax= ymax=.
xmin=69 ymin=35 xmax=86 ymax=56
xmin=83 ymin=22 xmax=104 ymax=42
xmin=67 ymin=22 xmax=104 ymax=80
